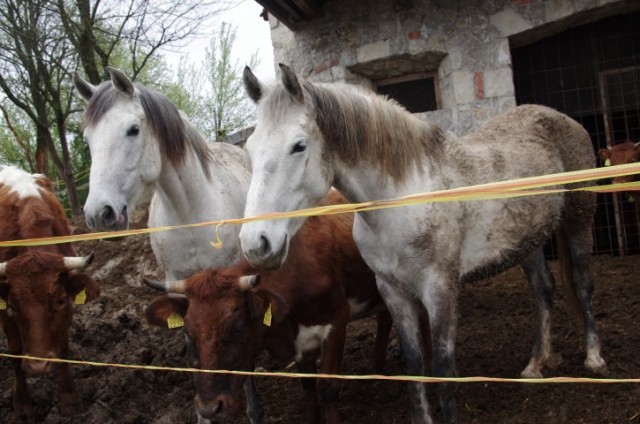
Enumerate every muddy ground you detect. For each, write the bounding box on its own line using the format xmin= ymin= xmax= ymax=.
xmin=1 ymin=213 xmax=639 ymax=424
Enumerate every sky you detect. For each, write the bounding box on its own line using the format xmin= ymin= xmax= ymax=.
xmin=163 ymin=0 xmax=276 ymax=81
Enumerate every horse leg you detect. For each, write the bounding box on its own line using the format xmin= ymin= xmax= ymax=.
xmin=419 ymin=274 xmax=458 ymax=424
xmin=520 ymin=246 xmax=560 ymax=378
xmin=371 ymin=310 xmax=392 ymax=373
xmin=243 ymin=376 xmax=264 ymax=424
xmin=376 ymin=275 xmax=433 ymax=424
xmin=317 ymin=304 xmax=349 ymax=424
xmin=559 ymin=226 xmax=607 ymax=375
xmin=418 ymin=307 xmax=433 ymax=374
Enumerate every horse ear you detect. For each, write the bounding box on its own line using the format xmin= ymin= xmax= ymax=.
xmin=243 ymin=66 xmax=263 ymax=103
xmin=73 ymin=72 xmax=96 ymax=102
xmin=106 ymin=66 xmax=135 ymax=98
xmin=279 ymin=63 xmax=304 ymax=103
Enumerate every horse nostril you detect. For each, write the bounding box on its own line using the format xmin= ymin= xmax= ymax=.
xmin=100 ymin=205 xmax=116 ymax=226
xmin=259 ymin=235 xmax=271 ymax=256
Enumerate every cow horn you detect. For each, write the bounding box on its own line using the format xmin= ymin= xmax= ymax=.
xmin=142 ymin=278 xmax=187 ymax=294
xmin=0 ymin=262 xmax=6 ymax=275
xmin=63 ymin=252 xmax=95 ymax=270
xmin=238 ymin=274 xmax=259 ymax=291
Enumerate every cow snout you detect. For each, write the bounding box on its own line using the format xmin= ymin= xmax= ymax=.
xmin=23 ymin=353 xmax=56 ymax=374
xmin=195 ymin=393 xmax=236 ymax=420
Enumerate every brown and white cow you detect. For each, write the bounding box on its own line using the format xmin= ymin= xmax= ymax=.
xmin=145 ymin=190 xmax=430 ymax=424
xmin=598 ymin=140 xmax=640 ymax=183
xmin=0 ymin=165 xmax=99 ymax=419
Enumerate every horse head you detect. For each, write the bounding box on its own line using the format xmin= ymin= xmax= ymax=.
xmin=239 ymin=64 xmax=333 ymax=269
xmin=73 ymin=68 xmax=163 ymax=232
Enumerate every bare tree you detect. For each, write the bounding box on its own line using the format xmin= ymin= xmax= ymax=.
xmin=0 ymin=0 xmax=231 ymax=216
xmin=173 ymin=22 xmax=259 ymax=141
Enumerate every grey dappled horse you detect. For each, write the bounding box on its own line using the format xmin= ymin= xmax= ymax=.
xmin=239 ymin=64 xmax=607 ymax=424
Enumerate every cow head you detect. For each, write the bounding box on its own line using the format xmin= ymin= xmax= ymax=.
xmin=599 ymin=141 xmax=640 ymax=183
xmin=144 ymin=264 xmax=289 ymax=421
xmin=0 ymin=251 xmax=99 ymax=374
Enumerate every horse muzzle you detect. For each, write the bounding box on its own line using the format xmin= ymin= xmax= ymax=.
xmin=85 ymin=203 xmax=128 ymax=232
xmin=240 ymin=229 xmax=288 ymax=270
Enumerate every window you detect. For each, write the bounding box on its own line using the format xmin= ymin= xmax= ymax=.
xmin=375 ymin=72 xmax=439 ymax=113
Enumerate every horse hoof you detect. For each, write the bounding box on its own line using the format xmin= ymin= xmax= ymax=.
xmin=520 ymin=368 xmax=543 ymax=379
xmin=585 ymin=357 xmax=609 ymax=376
xmin=545 ymin=353 xmax=562 ymax=370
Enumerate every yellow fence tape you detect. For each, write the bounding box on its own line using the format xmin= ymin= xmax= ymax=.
xmin=0 ymin=162 xmax=638 ymax=248
xmin=2 ymin=163 xmax=640 ymax=384
xmin=0 ymin=353 xmax=637 ymax=384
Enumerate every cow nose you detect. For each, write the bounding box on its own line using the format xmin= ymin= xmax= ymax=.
xmin=196 ymin=394 xmax=234 ymax=419
xmin=23 ymin=353 xmax=55 ymax=374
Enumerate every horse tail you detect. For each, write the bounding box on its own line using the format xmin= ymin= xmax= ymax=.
xmin=555 ymin=230 xmax=582 ymax=323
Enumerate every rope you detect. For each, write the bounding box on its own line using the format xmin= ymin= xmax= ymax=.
xmin=0 ymin=353 xmax=636 ymax=384
xmin=0 ymin=162 xmax=638 ymax=248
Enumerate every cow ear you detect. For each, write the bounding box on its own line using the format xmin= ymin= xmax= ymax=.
xmin=145 ymin=295 xmax=189 ymax=329
xmin=249 ymin=290 xmax=290 ymax=326
xmin=65 ymin=273 xmax=100 ymax=304
xmin=598 ymin=148 xmax=611 ymax=161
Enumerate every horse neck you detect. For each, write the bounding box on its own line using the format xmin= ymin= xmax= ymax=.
xmin=155 ymin=151 xmax=213 ymax=219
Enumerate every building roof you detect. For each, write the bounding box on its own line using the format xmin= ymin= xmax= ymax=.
xmin=254 ymin=0 xmax=325 ymax=30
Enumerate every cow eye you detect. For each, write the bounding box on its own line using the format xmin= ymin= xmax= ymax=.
xmin=290 ymin=140 xmax=307 ymax=154
xmin=126 ymin=125 xmax=140 ymax=137
xmin=57 ymin=297 xmax=67 ymax=307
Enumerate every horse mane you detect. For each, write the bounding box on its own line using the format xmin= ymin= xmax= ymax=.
xmin=264 ymin=80 xmax=446 ymax=182
xmin=81 ymin=81 xmax=213 ymax=179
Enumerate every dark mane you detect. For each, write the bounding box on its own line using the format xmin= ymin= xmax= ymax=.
xmin=81 ymin=81 xmax=213 ymax=179
xmin=264 ymin=80 xmax=446 ymax=183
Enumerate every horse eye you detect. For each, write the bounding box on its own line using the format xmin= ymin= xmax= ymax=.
xmin=290 ymin=140 xmax=307 ymax=154
xmin=126 ymin=125 xmax=140 ymax=137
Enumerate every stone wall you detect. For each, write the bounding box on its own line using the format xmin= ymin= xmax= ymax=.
xmin=266 ymin=0 xmax=639 ymax=135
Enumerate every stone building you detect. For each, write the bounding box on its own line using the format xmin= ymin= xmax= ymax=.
xmin=252 ymin=0 xmax=640 ymax=255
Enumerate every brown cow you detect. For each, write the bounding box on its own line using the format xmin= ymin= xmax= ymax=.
xmin=598 ymin=140 xmax=640 ymax=183
xmin=0 ymin=165 xmax=99 ymax=419
xmin=145 ymin=190 xmax=430 ymax=424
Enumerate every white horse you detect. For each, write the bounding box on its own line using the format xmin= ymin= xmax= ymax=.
xmin=73 ymin=68 xmax=250 ymax=280
xmin=239 ymin=64 xmax=608 ymax=424
xmin=73 ymin=68 xmax=260 ymax=423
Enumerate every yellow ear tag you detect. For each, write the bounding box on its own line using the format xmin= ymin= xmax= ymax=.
xmin=74 ymin=289 xmax=87 ymax=305
xmin=263 ymin=303 xmax=272 ymax=327
xmin=167 ymin=312 xmax=185 ymax=329
xmin=604 ymin=159 xmax=611 ymax=166
xmin=0 ymin=297 xmax=6 ymax=310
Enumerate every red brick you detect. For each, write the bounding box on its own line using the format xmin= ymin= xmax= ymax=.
xmin=474 ymin=72 xmax=485 ymax=100
xmin=312 ymin=58 xmax=339 ymax=75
